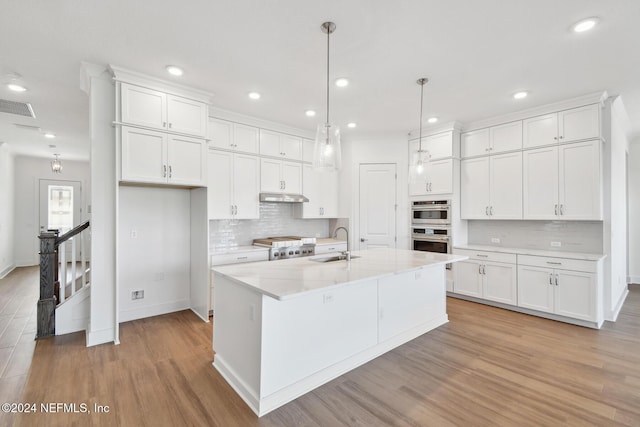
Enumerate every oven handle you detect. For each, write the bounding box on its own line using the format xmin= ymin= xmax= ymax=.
xmin=412 ymin=235 xmax=450 ymax=242
xmin=412 ymin=206 xmax=450 ymax=211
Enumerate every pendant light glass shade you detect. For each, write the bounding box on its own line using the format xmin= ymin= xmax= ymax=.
xmin=313 ymin=21 xmax=342 ymax=171
xmin=51 ymin=154 xmax=63 ymax=174
xmin=409 ymin=78 xmax=430 ymax=183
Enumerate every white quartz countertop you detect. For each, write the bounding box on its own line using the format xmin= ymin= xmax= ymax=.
xmin=211 ymin=245 xmax=270 ymax=256
xmin=453 ymin=244 xmax=606 ymax=261
xmin=212 ymin=248 xmax=467 ymax=301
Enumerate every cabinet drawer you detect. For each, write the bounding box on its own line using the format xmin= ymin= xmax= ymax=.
xmin=517 ymin=255 xmax=597 ymax=273
xmin=453 ymin=249 xmax=516 ymax=264
xmin=211 ymin=251 xmax=269 ymax=266
xmin=315 ymin=243 xmax=347 ymax=255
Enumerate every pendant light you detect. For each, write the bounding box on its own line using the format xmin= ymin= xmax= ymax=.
xmin=409 ymin=78 xmax=431 ymax=183
xmin=313 ymin=21 xmax=342 ymax=171
xmin=51 ymin=154 xmax=63 ymax=174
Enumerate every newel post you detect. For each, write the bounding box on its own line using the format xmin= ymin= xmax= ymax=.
xmin=37 ymin=230 xmax=58 ymax=339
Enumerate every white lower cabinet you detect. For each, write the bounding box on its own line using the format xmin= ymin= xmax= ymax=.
xmin=210 ymin=250 xmax=269 ymax=313
xmin=314 ymin=242 xmax=347 ymax=255
xmin=453 ymin=250 xmax=517 ymax=305
xmin=517 ymin=258 xmax=597 ymax=322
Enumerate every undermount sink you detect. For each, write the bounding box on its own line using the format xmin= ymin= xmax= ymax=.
xmin=310 ymin=255 xmax=360 ymax=263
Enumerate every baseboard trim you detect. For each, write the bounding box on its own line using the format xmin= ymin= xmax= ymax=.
xmin=609 ymin=287 xmax=629 ymax=322
xmin=0 ymin=263 xmax=16 ymax=279
xmin=86 ymin=325 xmax=115 ymax=347
xmin=119 ymin=299 xmax=190 ymax=323
xmin=628 ymin=276 xmax=640 ymax=285
xmin=214 ymin=315 xmax=448 ymax=417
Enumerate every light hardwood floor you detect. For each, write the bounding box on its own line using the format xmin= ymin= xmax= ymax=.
xmin=3 ymin=265 xmax=639 ymax=426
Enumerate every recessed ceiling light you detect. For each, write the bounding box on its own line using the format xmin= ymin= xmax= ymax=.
xmin=48 ymin=144 xmax=56 ymax=148
xmin=572 ymin=17 xmax=599 ymax=33
xmin=44 ymin=133 xmax=56 ymax=139
xmin=165 ymin=65 xmax=184 ymax=76
xmin=305 ymin=110 xmax=316 ymax=117
xmin=513 ymin=91 xmax=528 ymax=100
xmin=427 ymin=117 xmax=438 ymax=124
xmin=248 ymin=92 xmax=261 ymax=100
xmin=347 ymin=122 xmax=357 ymax=128
xmin=335 ymin=78 xmax=349 ymax=88
xmin=7 ymin=83 xmax=27 ymax=92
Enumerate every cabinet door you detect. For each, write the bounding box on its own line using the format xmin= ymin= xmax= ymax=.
xmin=523 ymin=113 xmax=558 ymax=149
xmin=425 ymin=131 xmax=453 ymax=160
xmin=208 ymin=118 xmax=234 ymax=150
xmin=234 ymin=124 xmax=259 ymax=154
xmin=559 ymin=140 xmax=602 ymax=220
xmin=408 ymin=140 xmax=429 ymax=196
xmin=517 ymin=266 xmax=554 ymax=313
xmin=555 ymin=270 xmax=595 ymax=321
xmin=166 ymin=95 xmax=207 ymax=137
xmin=260 ymin=158 xmax=282 ymax=192
xmin=461 ymin=157 xmax=490 ymax=219
xmin=483 ymin=262 xmax=517 ymax=305
xmin=207 ymin=150 xmax=233 ymax=219
xmin=428 ymin=159 xmax=453 ymax=194
xmin=490 ymin=152 xmax=522 ymax=219
xmin=490 ymin=121 xmax=522 ymax=154
xmin=320 ymin=170 xmax=339 ymax=217
xmin=120 ymin=83 xmax=166 ymax=130
xmin=559 ymin=104 xmax=599 ymax=143
xmin=461 ymin=128 xmax=490 ymax=158
xmin=301 ymin=164 xmax=321 ymax=218
xmin=523 ymin=146 xmax=559 ymax=219
xmin=259 ymin=129 xmax=282 ymax=157
xmin=233 ymin=154 xmax=260 ymax=219
xmin=302 ymin=138 xmax=315 ymax=163
xmin=281 ymin=161 xmax=302 ymax=194
xmin=167 ymin=135 xmax=206 ymax=186
xmin=121 ymin=126 xmax=167 ymax=183
xmin=280 ymin=134 xmax=302 ymax=160
xmin=379 ymin=268 xmax=446 ymax=342
xmin=453 ymin=261 xmax=483 ymax=298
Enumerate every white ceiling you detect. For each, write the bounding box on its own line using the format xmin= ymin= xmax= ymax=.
xmin=1 ymin=0 xmax=639 ymax=161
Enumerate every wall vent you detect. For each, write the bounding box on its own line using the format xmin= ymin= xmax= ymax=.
xmin=13 ymin=123 xmax=42 ymax=131
xmin=0 ymin=99 xmax=36 ymax=118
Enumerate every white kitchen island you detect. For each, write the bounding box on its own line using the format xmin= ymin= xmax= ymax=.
xmin=211 ymin=248 xmax=467 ymax=416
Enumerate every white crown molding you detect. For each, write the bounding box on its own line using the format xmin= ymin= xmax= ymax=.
xmin=209 ymin=106 xmax=316 ymax=140
xmin=79 ymin=61 xmax=113 ymax=96
xmin=109 ymin=65 xmax=213 ymax=104
xmin=461 ymin=91 xmax=608 ymax=132
xmin=407 ymin=121 xmax=463 ymax=140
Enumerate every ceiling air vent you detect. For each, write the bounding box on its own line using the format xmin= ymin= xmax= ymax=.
xmin=13 ymin=123 xmax=42 ymax=131
xmin=0 ymin=99 xmax=36 ymax=118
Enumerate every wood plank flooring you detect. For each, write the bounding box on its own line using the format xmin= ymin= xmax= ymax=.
xmin=4 ymin=265 xmax=640 ymax=426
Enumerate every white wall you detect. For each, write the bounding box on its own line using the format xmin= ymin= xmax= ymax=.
xmin=13 ymin=155 xmax=90 ymax=266
xmin=118 ymin=187 xmax=191 ymax=322
xmin=603 ymin=96 xmax=631 ymax=319
xmin=340 ymin=134 xmax=410 ymax=250
xmin=0 ymin=144 xmax=15 ymax=278
xmin=629 ymin=140 xmax=640 ymax=283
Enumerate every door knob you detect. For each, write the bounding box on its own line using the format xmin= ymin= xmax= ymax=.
xmin=360 ymin=238 xmax=367 ymax=242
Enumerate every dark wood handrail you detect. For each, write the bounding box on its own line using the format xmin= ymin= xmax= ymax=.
xmin=55 ymin=220 xmax=90 ymax=246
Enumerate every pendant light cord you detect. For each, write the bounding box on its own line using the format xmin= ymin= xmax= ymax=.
xmin=419 ymin=82 xmax=424 ymax=151
xmin=326 ymin=26 xmax=330 ymax=126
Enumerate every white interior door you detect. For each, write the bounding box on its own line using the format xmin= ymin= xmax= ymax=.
xmin=39 ymin=179 xmax=82 ymax=260
xmin=358 ymin=164 xmax=396 ymax=250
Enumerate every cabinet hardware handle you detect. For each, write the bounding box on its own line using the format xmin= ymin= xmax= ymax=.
xmin=560 ymin=204 xmax=564 ymax=215
xmin=485 ymin=148 xmax=489 ymax=152
xmin=163 ymin=122 xmax=167 ymax=128
xmin=554 ymin=204 xmax=558 ymax=215
xmin=486 ymin=206 xmax=489 ymax=216
xmin=559 ymin=135 xmax=564 ymax=139
xmin=168 ymin=165 xmax=172 ymax=178
xmin=483 ymin=265 xmax=486 ymax=274
xmin=553 ymin=136 xmax=558 ymax=140
xmin=555 ymin=274 xmax=559 ymax=286
xmin=283 ymin=181 xmax=286 ymax=189
xmin=430 ymin=182 xmax=433 ymax=191
xmin=328 ymin=247 xmax=335 ymax=251
xmin=237 ymin=256 xmax=248 ymax=260
xmin=360 ymin=238 xmax=367 ymax=242
xmin=478 ymin=264 xmax=482 ymax=274
xmin=169 ymin=123 xmax=172 ymax=129
xmin=549 ymin=273 xmax=553 ymax=285
xmin=490 ymin=206 xmax=493 ymax=216
xmin=231 ymin=205 xmax=234 ymax=215
xmin=476 ymin=254 xmax=488 ymax=257
xmin=546 ymin=261 xmax=562 ymax=265
xmin=163 ymin=165 xmax=167 ymax=178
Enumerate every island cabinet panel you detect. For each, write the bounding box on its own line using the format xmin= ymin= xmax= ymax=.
xmin=260 ymin=280 xmax=378 ymax=397
xmin=378 ymin=267 xmax=445 ymax=342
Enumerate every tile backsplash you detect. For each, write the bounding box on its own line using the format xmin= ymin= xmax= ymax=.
xmin=209 ymin=203 xmax=330 ymax=251
xmin=467 ymin=220 xmax=603 ymax=253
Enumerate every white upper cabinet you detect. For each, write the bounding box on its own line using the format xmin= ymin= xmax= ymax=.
xmin=121 ymin=126 xmax=206 ymax=186
xmin=462 ymin=122 xmax=521 ymax=158
xmin=489 ymin=121 xmax=522 ymax=154
xmin=260 ymin=159 xmax=302 ymax=194
xmin=523 ymin=140 xmax=601 ymax=220
xmin=260 ymin=129 xmax=302 ymax=161
xmin=208 ymin=119 xmax=259 ymax=154
xmin=302 ymin=138 xmax=315 ymax=163
xmin=461 ymin=157 xmax=490 ymax=219
xmin=120 ymin=83 xmax=207 ymax=137
xmin=409 ymin=159 xmax=453 ymax=196
xmin=208 ymin=150 xmax=260 ymax=220
xmin=295 ymin=164 xmax=339 ymax=218
xmin=523 ymin=104 xmax=600 ymax=149
xmin=461 ymin=128 xmax=490 ymax=158
xmin=410 ymin=131 xmax=454 ymax=161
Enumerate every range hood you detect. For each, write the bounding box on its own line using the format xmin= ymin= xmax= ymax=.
xmin=259 ymin=192 xmax=309 ymax=203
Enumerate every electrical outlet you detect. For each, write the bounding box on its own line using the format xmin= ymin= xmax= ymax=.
xmin=550 ymin=241 xmax=562 ymax=247
xmin=491 ymin=237 xmax=500 ymax=243
xmin=130 ymin=229 xmax=137 ymax=239
xmin=323 ymin=293 xmax=335 ymax=304
xmin=131 ymin=290 xmax=144 ymax=300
